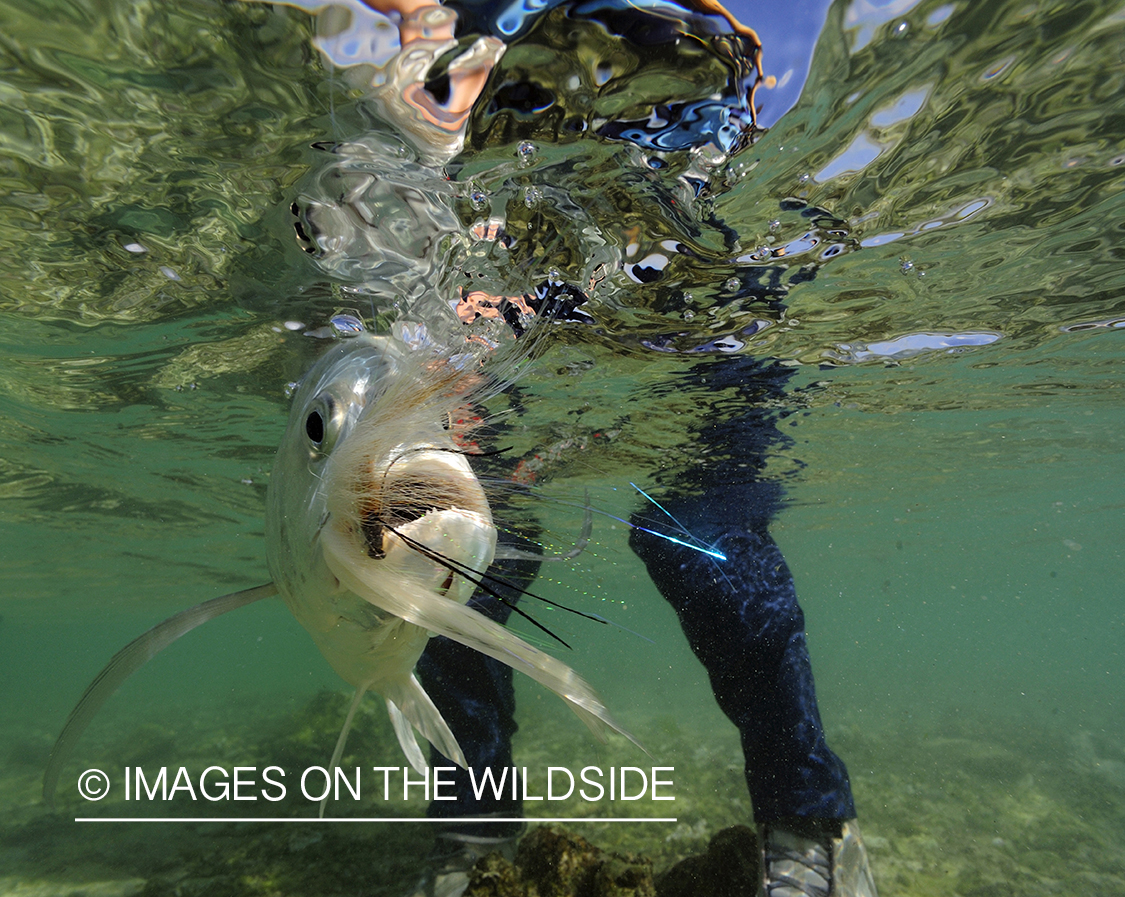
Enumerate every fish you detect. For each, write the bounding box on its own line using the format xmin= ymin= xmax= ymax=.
xmin=42 ymin=314 xmax=640 ymax=812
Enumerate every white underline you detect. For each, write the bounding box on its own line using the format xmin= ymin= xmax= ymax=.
xmin=75 ymin=816 xmax=677 ymax=824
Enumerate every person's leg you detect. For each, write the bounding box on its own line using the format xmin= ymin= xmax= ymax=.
xmin=629 ymin=511 xmax=855 ymax=823
xmin=626 ymin=357 xmax=876 ymax=896
xmin=416 ymin=547 xmax=540 ymax=829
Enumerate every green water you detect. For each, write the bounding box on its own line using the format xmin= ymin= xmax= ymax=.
xmin=1 ymin=0 xmax=1124 ymax=894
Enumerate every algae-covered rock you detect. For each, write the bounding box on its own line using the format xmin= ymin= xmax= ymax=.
xmin=464 ymin=825 xmax=655 ymax=897
xmin=463 ymin=824 xmax=760 ymax=897
xmin=655 ymin=826 xmax=759 ymax=897
xmin=518 ymin=826 xmax=654 ymax=897
xmin=464 ymin=851 xmax=526 ymax=897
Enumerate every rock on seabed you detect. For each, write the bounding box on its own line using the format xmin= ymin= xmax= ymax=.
xmin=464 ymin=824 xmax=760 ymax=897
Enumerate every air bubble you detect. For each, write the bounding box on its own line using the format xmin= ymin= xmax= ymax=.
xmin=517 ymin=141 xmax=537 ymax=166
xmin=469 ymin=184 xmax=488 ymax=210
xmin=524 ymin=186 xmax=542 ymax=208
xmin=331 ymin=313 xmax=365 ymax=335
xmin=724 ymin=277 xmax=741 ymax=292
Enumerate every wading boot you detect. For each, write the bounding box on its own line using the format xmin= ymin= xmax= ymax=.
xmin=408 ymin=823 xmax=524 ymax=897
xmin=759 ymin=818 xmax=877 ymax=897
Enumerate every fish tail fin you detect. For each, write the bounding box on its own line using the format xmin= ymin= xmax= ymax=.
xmin=383 ymin=674 xmax=468 ymax=771
xmin=320 ymin=684 xmax=369 ymax=818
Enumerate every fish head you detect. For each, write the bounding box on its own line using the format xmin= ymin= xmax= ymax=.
xmin=265 ymin=328 xmax=497 ymax=678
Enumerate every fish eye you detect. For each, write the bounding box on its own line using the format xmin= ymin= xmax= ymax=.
xmin=304 ymin=394 xmax=340 ymax=453
xmin=305 ymin=410 xmax=325 ymax=444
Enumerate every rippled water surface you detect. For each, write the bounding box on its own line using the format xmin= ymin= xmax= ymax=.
xmin=1 ymin=0 xmax=1123 ymax=894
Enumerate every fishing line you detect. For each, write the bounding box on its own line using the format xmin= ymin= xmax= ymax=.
xmin=386 ymin=524 xmax=612 ymax=651
xmin=628 ymin=482 xmax=727 ymax=561
xmin=525 ymin=491 xmax=728 ymax=564
xmin=389 ymin=522 xmax=607 ymax=626
xmin=388 ymin=509 xmax=656 ymax=648
xmin=392 ymin=527 xmax=575 ymax=650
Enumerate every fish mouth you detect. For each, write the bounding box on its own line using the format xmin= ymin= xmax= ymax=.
xmin=360 ymin=476 xmax=442 ymax=560
xmin=350 ymin=446 xmax=497 ymax=603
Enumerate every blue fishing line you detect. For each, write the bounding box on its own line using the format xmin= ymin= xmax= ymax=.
xmin=629 ymin=483 xmax=728 ymax=562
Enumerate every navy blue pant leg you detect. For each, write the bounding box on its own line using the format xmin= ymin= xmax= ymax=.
xmin=626 ymin=355 xmax=855 ymax=823
xmin=629 ymin=512 xmax=855 ymax=822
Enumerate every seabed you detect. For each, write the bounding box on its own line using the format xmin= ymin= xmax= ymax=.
xmin=3 ymin=688 xmax=1124 ymax=896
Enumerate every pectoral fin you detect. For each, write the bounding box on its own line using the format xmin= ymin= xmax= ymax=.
xmin=322 ymin=526 xmax=643 ymax=754
xmin=42 ymin=582 xmax=279 ymax=809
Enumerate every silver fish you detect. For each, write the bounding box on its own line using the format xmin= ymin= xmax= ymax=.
xmin=42 ymin=319 xmax=638 ymax=811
